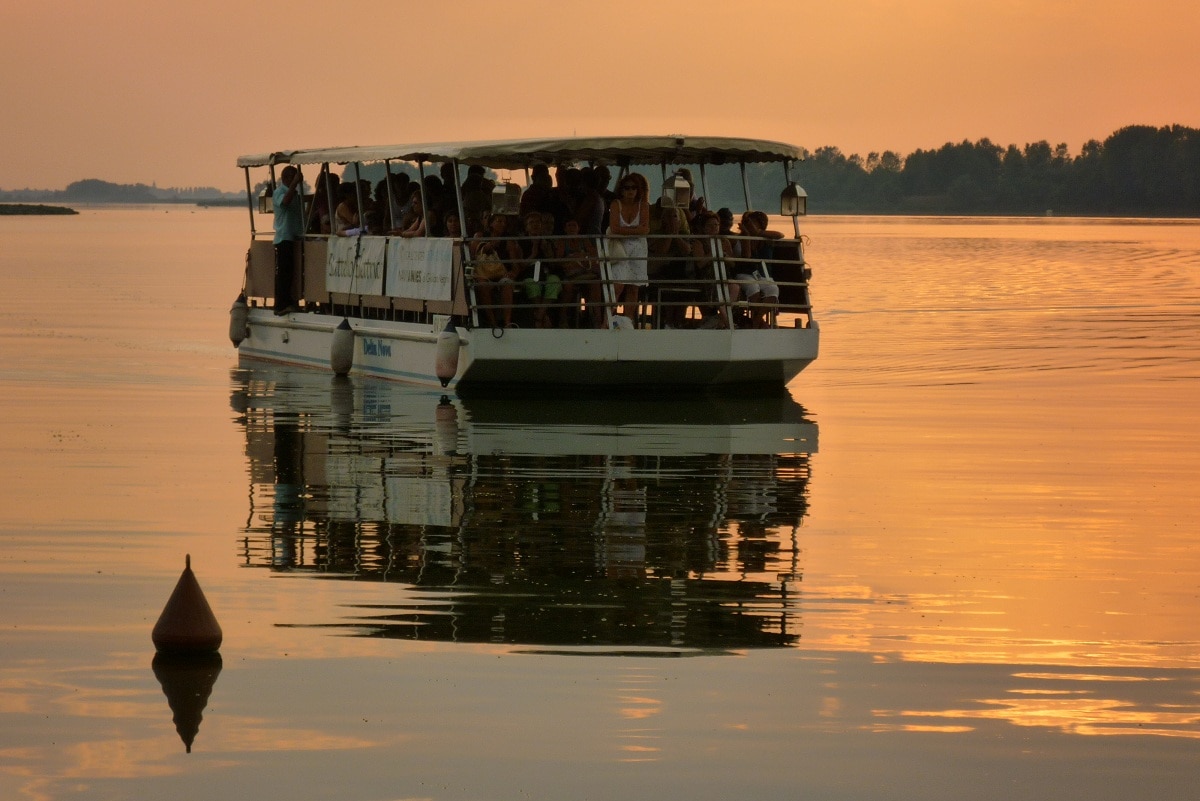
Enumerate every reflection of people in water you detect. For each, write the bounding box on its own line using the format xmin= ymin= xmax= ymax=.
xmin=271 ymin=419 xmax=304 ymax=566
xmin=595 ymin=456 xmax=648 ymax=579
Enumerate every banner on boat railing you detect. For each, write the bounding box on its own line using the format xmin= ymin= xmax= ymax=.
xmin=325 ymin=236 xmax=454 ymax=300
xmin=385 ymin=238 xmax=454 ymax=302
xmin=326 ymin=236 xmax=386 ymax=295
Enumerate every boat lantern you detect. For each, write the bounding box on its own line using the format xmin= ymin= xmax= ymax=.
xmin=661 ymin=171 xmax=692 ymax=208
xmin=257 ymin=185 xmax=274 ymax=214
xmin=491 ymin=181 xmax=521 ymax=216
xmin=781 ymin=182 xmax=808 ymax=217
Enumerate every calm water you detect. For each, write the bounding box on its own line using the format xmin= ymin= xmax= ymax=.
xmin=1 ymin=208 xmax=1198 ymax=800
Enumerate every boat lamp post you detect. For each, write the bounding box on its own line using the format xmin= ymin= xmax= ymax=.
xmin=780 ymin=182 xmax=807 ymax=217
xmin=257 ymin=185 xmax=274 ymax=215
xmin=491 ymin=181 xmax=521 ymax=216
xmin=661 ymin=171 xmax=692 ymax=208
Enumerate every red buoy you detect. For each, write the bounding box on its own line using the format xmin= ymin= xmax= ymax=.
xmin=151 ymin=555 xmax=223 ymax=655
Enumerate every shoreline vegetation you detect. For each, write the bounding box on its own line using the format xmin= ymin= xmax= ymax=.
xmin=0 ymin=203 xmax=78 ymax=215
xmin=785 ymin=124 xmax=1200 ymax=218
xmin=1 ymin=124 xmax=1196 ymax=218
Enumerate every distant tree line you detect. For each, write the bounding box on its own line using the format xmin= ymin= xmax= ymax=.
xmin=0 ymin=179 xmax=239 ymax=204
xmin=781 ymin=124 xmax=1200 ymax=216
xmin=4 ymin=125 xmax=1196 ymax=216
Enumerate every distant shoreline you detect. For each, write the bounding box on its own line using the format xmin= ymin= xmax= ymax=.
xmin=0 ymin=203 xmax=78 ymax=216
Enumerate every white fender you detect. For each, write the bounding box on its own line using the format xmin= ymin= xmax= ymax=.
xmin=330 ymin=318 xmax=354 ymax=376
xmin=228 ymin=293 xmax=249 ymax=347
xmin=435 ymin=319 xmax=461 ymax=387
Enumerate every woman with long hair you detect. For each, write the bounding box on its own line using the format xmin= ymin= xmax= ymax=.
xmin=606 ymin=172 xmax=650 ymax=321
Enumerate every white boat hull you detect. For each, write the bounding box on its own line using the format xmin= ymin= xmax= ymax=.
xmin=238 ymin=309 xmax=819 ymax=389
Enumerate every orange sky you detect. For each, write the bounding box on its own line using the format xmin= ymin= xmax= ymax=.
xmin=2 ymin=0 xmax=1197 ymax=191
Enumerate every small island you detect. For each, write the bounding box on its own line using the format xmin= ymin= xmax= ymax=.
xmin=0 ymin=203 xmax=78 ymax=215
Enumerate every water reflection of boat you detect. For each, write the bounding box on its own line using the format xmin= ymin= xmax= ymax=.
xmin=231 ymin=364 xmax=817 ymax=652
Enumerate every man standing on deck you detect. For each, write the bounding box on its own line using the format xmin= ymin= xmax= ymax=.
xmin=273 ymin=165 xmax=303 ymax=315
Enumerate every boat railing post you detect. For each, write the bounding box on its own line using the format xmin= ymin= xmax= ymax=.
xmin=712 ymin=235 xmax=732 ymax=325
xmin=597 ymin=235 xmax=617 ymax=328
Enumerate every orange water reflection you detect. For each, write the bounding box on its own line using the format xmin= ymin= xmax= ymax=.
xmin=3 ymin=212 xmax=1200 ymax=798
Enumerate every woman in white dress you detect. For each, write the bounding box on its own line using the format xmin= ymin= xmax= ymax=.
xmin=606 ymin=172 xmax=650 ymax=320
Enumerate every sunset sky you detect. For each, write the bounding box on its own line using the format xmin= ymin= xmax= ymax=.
xmin=2 ymin=0 xmax=1197 ymax=191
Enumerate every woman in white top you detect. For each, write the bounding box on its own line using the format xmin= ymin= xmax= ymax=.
xmin=606 ymin=172 xmax=650 ymax=320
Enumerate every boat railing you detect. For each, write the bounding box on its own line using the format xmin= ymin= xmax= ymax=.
xmin=240 ymin=229 xmax=812 ymax=332
xmin=463 ymin=232 xmax=813 ymax=331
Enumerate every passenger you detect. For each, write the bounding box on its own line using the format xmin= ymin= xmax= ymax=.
xmin=519 ymin=211 xmax=561 ymax=328
xmin=554 ymin=167 xmax=585 ymax=228
xmin=396 ymin=192 xmax=432 ymax=238
xmin=471 ymin=213 xmax=522 ymax=328
xmin=373 ymin=179 xmax=390 ymax=223
xmin=308 ymin=172 xmax=339 ymax=235
xmin=519 ymin=164 xmax=554 ymax=218
xmin=437 ymin=163 xmax=459 ymax=220
xmin=648 ymin=206 xmax=695 ymax=328
xmin=362 ymin=208 xmax=383 ymax=235
xmin=594 ymin=165 xmax=615 ymax=232
xmin=692 ymin=210 xmax=734 ymax=329
xmin=544 ymin=166 xmax=575 ymax=233
xmin=460 ymin=165 xmax=492 ymax=236
xmin=557 ymin=218 xmax=602 ymax=328
xmin=574 ymin=166 xmax=606 ymax=236
xmin=393 ymin=183 xmax=421 ymax=231
xmin=421 ymin=175 xmax=446 ymax=235
xmin=676 ymin=168 xmax=708 ymax=232
xmin=606 ymin=172 xmax=650 ymax=321
xmin=732 ymin=210 xmax=783 ymax=328
xmin=334 ymin=183 xmax=360 ymax=235
xmin=272 ymin=165 xmax=304 ymax=315
xmin=442 ymin=212 xmax=462 ymax=239
xmin=717 ymin=207 xmax=735 ymax=237
xmin=386 ymin=172 xmax=412 ymax=230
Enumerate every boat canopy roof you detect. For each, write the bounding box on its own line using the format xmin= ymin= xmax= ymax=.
xmin=236 ymin=135 xmax=804 ymax=171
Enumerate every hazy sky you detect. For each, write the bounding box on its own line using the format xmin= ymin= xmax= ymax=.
xmin=2 ymin=0 xmax=1197 ymax=191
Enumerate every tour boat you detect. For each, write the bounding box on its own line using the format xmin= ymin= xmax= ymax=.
xmin=230 ymin=136 xmax=818 ymax=390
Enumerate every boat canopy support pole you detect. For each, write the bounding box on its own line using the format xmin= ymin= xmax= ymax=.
xmin=417 ymin=160 xmax=429 ymax=230
xmin=353 ymin=162 xmax=365 ymax=232
xmin=384 ymin=160 xmax=395 ymax=230
xmin=243 ymin=167 xmax=255 ymax=236
xmin=452 ymin=159 xmax=468 ymax=234
xmin=322 ymin=162 xmax=335 ymax=236
xmin=452 ymin=159 xmax=469 ymax=324
xmin=740 ymin=161 xmax=752 ymax=211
